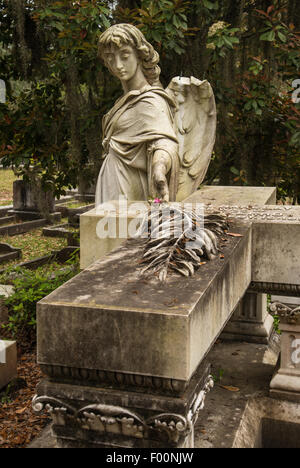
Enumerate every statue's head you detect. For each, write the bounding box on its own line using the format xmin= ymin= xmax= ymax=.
xmin=98 ymin=23 xmax=161 ymax=86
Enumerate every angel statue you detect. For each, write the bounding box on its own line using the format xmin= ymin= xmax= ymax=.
xmin=95 ymin=23 xmax=216 ymax=206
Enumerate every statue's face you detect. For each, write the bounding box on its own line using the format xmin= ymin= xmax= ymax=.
xmin=103 ymin=44 xmax=140 ymax=82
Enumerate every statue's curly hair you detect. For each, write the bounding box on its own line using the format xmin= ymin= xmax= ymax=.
xmin=98 ymin=24 xmax=161 ymax=87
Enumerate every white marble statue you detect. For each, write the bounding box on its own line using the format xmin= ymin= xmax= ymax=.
xmin=95 ymin=24 xmax=216 ymax=205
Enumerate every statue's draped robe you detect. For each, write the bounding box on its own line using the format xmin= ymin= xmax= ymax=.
xmin=95 ymin=85 xmax=179 ymax=205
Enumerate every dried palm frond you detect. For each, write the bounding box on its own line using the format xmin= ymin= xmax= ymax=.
xmin=136 ymin=204 xmax=228 ymax=282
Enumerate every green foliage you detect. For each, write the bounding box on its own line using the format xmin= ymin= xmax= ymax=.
xmin=0 ymin=78 xmax=73 ymax=197
xmin=0 ymin=0 xmax=299 ymax=202
xmin=206 ymin=22 xmax=240 ymax=59
xmin=206 ymin=5 xmax=300 ymax=202
xmin=273 ymin=315 xmax=282 ymax=335
xmin=267 ymin=294 xmax=281 ymax=335
xmin=0 ymin=382 xmax=13 ymax=404
xmin=116 ymin=0 xmax=190 ymax=55
xmin=0 ymin=254 xmax=80 ymax=340
xmin=0 ymin=0 xmax=112 ymax=199
xmin=212 ymin=368 xmax=225 ymax=383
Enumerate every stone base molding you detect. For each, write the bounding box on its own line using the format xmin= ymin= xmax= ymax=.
xmin=33 ymin=364 xmax=213 ymax=448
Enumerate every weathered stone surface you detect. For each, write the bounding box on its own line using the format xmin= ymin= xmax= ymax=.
xmin=271 ymin=295 xmax=300 ymax=307
xmin=80 ymin=200 xmax=148 ymax=269
xmin=252 ymin=222 xmax=300 ymax=286
xmin=202 ymin=204 xmax=300 ymax=288
xmin=270 ymin=319 xmax=300 ymax=402
xmin=38 ymin=222 xmax=251 ymax=383
xmin=221 ymin=293 xmax=274 ymax=344
xmin=0 ymin=340 xmax=17 ymax=390
xmin=13 ymin=180 xmax=55 ymax=213
xmin=0 ymin=243 xmax=21 ymax=265
xmin=0 ymin=215 xmax=15 ymax=226
xmin=185 ymin=186 xmax=276 ymax=205
xmin=80 ymin=186 xmax=277 ymax=269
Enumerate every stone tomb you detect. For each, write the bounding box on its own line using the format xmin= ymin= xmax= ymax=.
xmin=38 ymin=222 xmax=250 ymax=384
xmin=34 ymin=199 xmax=300 ymax=448
xmin=36 ymin=218 xmax=250 ymax=448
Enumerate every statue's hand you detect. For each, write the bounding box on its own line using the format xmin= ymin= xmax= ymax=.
xmin=153 ymin=165 xmax=169 ymax=202
xmin=152 ymin=150 xmax=171 ymax=203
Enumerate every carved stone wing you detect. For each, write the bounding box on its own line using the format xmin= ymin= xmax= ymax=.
xmin=166 ymin=76 xmax=217 ymax=202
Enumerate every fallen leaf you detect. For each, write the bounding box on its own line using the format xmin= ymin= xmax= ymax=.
xmin=220 ymin=385 xmax=240 ymax=392
xmin=16 ymin=407 xmax=27 ymax=414
xmin=13 ymin=435 xmax=24 ymax=444
xmin=226 ymin=233 xmax=243 ymax=237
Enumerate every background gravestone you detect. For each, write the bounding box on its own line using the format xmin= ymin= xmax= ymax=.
xmin=13 ymin=180 xmax=55 ymax=213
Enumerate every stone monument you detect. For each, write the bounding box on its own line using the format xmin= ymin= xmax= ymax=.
xmin=95 ymin=23 xmax=216 ymax=205
xmin=32 ymin=24 xmax=300 ymax=449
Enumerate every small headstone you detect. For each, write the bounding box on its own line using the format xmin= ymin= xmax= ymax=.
xmin=0 ymin=341 xmax=17 ymax=390
xmin=13 ymin=180 xmax=55 ymax=213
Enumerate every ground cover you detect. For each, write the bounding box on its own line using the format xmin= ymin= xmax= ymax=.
xmin=0 ymin=228 xmax=67 ymax=268
xmin=0 ymin=170 xmax=19 ymax=205
xmin=65 ymin=201 xmax=92 ymax=209
xmin=0 ymin=351 xmax=50 ymax=448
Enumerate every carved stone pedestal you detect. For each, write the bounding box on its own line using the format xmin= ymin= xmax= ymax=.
xmin=33 ymin=363 xmax=213 ymax=448
xmin=34 ymin=223 xmax=251 ymax=448
xmin=270 ymin=315 xmax=300 ymax=403
xmin=221 ymin=293 xmax=274 ymax=344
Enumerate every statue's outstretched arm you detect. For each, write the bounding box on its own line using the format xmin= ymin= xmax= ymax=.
xmin=152 ymin=150 xmax=172 ymax=202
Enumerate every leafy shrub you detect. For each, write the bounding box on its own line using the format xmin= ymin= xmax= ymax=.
xmin=0 ymin=254 xmax=80 ymax=345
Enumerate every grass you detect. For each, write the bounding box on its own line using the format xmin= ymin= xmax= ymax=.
xmin=0 ymin=228 xmax=67 ymax=268
xmin=66 ymin=201 xmax=92 ymax=209
xmin=0 ymin=171 xmax=72 ymax=268
xmin=0 ymin=200 xmax=12 ymax=206
xmin=0 ymin=169 xmax=19 ymax=203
